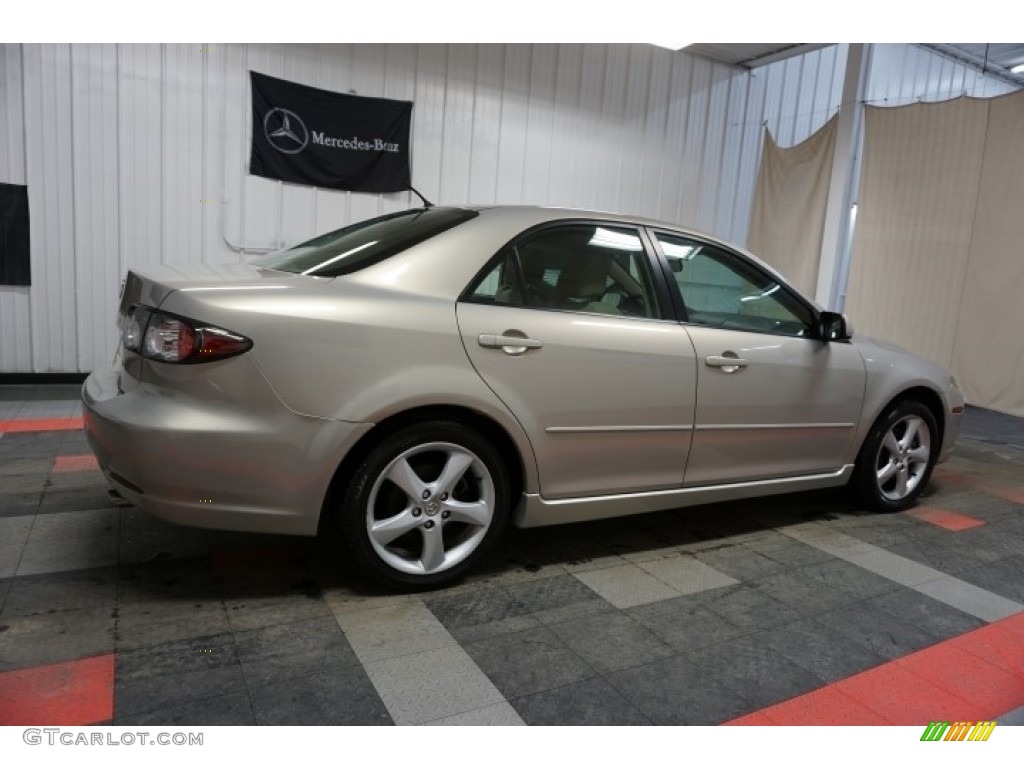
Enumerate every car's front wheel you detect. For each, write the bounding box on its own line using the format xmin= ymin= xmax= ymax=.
xmin=854 ymin=399 xmax=938 ymax=512
xmin=338 ymin=421 xmax=511 ymax=589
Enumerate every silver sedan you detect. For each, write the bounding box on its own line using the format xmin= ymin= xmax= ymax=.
xmin=82 ymin=206 xmax=964 ymax=588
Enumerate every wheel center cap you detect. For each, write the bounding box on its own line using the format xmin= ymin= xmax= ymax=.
xmin=425 ymin=500 xmax=440 ymax=516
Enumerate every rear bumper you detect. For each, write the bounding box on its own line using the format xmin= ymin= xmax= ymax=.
xmin=82 ymin=361 xmax=372 ymax=536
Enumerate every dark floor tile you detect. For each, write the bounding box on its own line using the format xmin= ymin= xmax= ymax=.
xmin=0 ymin=474 xmax=48 ymax=495
xmin=759 ymin=617 xmax=887 ymax=682
xmin=625 ymin=594 xmax=746 ymax=652
xmin=694 ymin=544 xmax=788 ymax=581
xmin=60 ymin=431 xmax=92 ymax=453
xmin=249 ymin=664 xmax=392 ymax=725
xmin=116 ymin=692 xmax=255 ymax=726
xmin=867 ymin=587 xmax=986 ymax=640
xmin=0 ymin=457 xmax=53 ymax=477
xmin=235 ymin=616 xmax=359 ymax=687
xmin=795 ymin=559 xmax=900 ymax=600
xmin=813 ymin=602 xmax=939 ymax=660
xmin=37 ymin=486 xmax=118 ymax=515
xmin=45 ymin=470 xmax=110 ymax=492
xmin=512 ymin=675 xmax=651 ymax=725
xmin=0 ymin=384 xmax=82 ymax=401
xmin=0 ymin=492 xmax=41 ymax=518
xmin=686 ymin=634 xmax=826 ymax=709
xmin=0 ymin=606 xmax=115 ymax=671
xmin=115 ymin=598 xmax=231 ymax=650
xmin=954 ymin=555 xmax=1024 ymax=603
xmin=114 ymin=633 xmax=246 ymax=717
xmin=699 ymin=585 xmax=803 ymax=631
xmin=744 ymin=535 xmax=834 ymax=568
xmin=0 ymin=432 xmax=66 ymax=457
xmin=607 ymin=654 xmax=752 ymax=725
xmin=463 ymin=625 xmax=595 ymax=699
xmin=547 ymin=611 xmax=674 ymax=673
xmin=424 ymin=586 xmax=536 ymax=641
xmin=2 ymin=566 xmax=118 ymax=618
xmin=749 ymin=569 xmax=861 ymax=616
xmin=118 ymin=558 xmax=221 ymax=603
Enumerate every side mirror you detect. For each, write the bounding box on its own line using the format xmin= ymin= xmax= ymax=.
xmin=818 ymin=311 xmax=852 ymax=341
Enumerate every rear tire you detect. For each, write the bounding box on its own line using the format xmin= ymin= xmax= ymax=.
xmin=854 ymin=399 xmax=938 ymax=512
xmin=337 ymin=420 xmax=511 ymax=590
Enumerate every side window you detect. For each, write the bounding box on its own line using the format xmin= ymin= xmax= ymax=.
xmin=655 ymin=232 xmax=814 ymax=337
xmin=514 ymin=225 xmax=659 ymax=318
xmin=465 ymin=249 xmax=523 ymax=306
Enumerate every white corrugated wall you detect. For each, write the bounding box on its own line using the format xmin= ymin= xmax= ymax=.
xmin=0 ymin=43 xmax=850 ymax=373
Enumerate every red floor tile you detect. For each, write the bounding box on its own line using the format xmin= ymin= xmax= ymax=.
xmin=895 ymin=642 xmax=1024 ymax=716
xmin=723 ymin=711 xmax=776 ymax=726
xmin=932 ymin=468 xmax=981 ymax=487
xmin=52 ymin=454 xmax=99 ymax=473
xmin=759 ymin=689 xmax=889 ymax=726
xmin=0 ymin=654 xmax=114 ymax=726
xmin=988 ymin=487 xmax=1024 ymax=505
xmin=951 ymin=623 xmax=1024 ymax=677
xmin=0 ymin=417 xmax=84 ymax=434
xmin=905 ymin=506 xmax=986 ymax=531
xmin=725 ymin=613 xmax=1024 ymax=726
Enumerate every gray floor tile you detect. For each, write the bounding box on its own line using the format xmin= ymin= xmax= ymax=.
xmin=2 ymin=566 xmax=118 ymax=618
xmin=547 ymin=610 xmax=674 ymax=673
xmin=795 ymin=559 xmax=901 ymax=600
xmin=607 ymin=655 xmax=753 ymax=725
xmin=749 ymin=569 xmax=862 ymax=616
xmin=336 ymin=600 xmax=456 ymax=663
xmin=225 ymin=591 xmax=332 ymax=633
xmin=639 ymin=554 xmax=740 ymax=594
xmin=0 ymin=492 xmax=42 ymax=518
xmin=500 ymin=573 xmax=613 ymax=625
xmin=420 ymin=702 xmax=526 ymax=726
xmin=0 ymin=474 xmax=48 ymax=495
xmin=36 ymin=487 xmax=118 ymax=515
xmin=744 ymin=535 xmax=837 ymax=568
xmin=249 ymin=664 xmax=393 ymax=725
xmin=867 ymin=587 xmax=986 ymax=640
xmin=572 ymin=564 xmax=680 ymax=608
xmin=913 ymin=575 xmax=1022 ymax=622
xmin=512 ymin=675 xmax=651 ymax=725
xmin=0 ymin=605 xmax=116 ymax=671
xmin=813 ymin=601 xmax=939 ymax=660
xmin=365 ymin=645 xmax=505 ymax=725
xmin=625 ymin=594 xmax=746 ymax=652
xmin=0 ymin=516 xmax=33 ymax=578
xmin=954 ymin=555 xmax=1024 ymax=603
xmin=759 ymin=617 xmax=888 ymax=683
xmin=0 ymin=458 xmax=53 ymax=477
xmin=114 ymin=633 xmax=247 ymax=717
xmin=463 ymin=625 xmax=595 ymax=699
xmin=116 ymin=692 xmax=256 ymax=726
xmin=424 ymin=586 xmax=536 ymax=641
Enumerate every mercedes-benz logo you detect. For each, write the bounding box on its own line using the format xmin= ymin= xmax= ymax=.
xmin=263 ymin=107 xmax=309 ymax=154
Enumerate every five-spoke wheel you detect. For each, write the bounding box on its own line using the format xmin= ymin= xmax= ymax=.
xmin=338 ymin=421 xmax=510 ymax=589
xmin=855 ymin=400 xmax=938 ymax=512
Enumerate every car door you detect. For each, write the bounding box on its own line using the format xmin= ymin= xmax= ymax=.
xmin=457 ymin=222 xmax=697 ymax=500
xmin=650 ymin=230 xmax=866 ymax=487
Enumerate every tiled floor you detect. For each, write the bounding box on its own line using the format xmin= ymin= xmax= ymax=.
xmin=1 ymin=387 xmax=1023 ymax=726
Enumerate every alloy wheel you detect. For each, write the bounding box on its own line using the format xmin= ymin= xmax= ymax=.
xmin=873 ymin=415 xmax=931 ymax=502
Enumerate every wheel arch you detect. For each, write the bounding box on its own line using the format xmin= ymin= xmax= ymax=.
xmin=857 ymin=385 xmax=946 ymax=463
xmin=317 ymin=403 xmax=529 ymax=534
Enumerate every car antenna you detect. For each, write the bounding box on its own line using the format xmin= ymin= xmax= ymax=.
xmin=408 ymin=185 xmax=433 ymax=209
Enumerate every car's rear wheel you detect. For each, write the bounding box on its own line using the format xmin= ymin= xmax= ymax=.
xmin=854 ymin=399 xmax=938 ymax=512
xmin=338 ymin=420 xmax=511 ymax=589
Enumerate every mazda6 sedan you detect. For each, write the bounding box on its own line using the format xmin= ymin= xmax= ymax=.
xmin=83 ymin=206 xmax=964 ymax=588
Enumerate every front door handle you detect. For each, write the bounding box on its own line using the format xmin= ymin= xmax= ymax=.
xmin=478 ymin=333 xmax=543 ymax=356
xmin=705 ymin=354 xmax=749 ymax=373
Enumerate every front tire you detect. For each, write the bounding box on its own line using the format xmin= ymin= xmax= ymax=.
xmin=338 ymin=420 xmax=511 ymax=590
xmin=854 ymin=400 xmax=938 ymax=512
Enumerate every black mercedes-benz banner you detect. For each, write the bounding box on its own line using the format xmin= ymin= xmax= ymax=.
xmin=0 ymin=182 xmax=30 ymax=286
xmin=249 ymin=71 xmax=412 ymax=194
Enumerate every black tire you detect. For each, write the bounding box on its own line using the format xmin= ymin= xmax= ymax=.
xmin=337 ymin=420 xmax=511 ymax=590
xmin=854 ymin=399 xmax=939 ymax=512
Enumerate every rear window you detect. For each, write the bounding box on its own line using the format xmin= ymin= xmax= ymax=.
xmin=252 ymin=208 xmax=478 ymax=277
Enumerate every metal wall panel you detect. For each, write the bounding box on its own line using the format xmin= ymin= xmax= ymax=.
xmin=867 ymin=44 xmax=1017 ymax=105
xmin=0 ymin=42 xmax=859 ymax=373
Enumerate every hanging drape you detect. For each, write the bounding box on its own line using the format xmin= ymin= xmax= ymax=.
xmin=846 ymin=90 xmax=1024 ymax=417
xmin=747 ymin=117 xmax=837 ymax=297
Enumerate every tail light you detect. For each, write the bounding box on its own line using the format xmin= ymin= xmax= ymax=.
xmin=121 ymin=306 xmax=252 ymax=363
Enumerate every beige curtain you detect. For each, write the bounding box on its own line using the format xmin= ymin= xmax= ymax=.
xmin=846 ymin=90 xmax=1024 ymax=417
xmin=748 ymin=117 xmax=837 ymax=296
xmin=951 ymin=93 xmax=1024 ymax=416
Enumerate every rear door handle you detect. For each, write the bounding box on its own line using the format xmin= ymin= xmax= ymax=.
xmin=478 ymin=333 xmax=543 ymax=355
xmin=705 ymin=354 xmax=748 ymax=372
